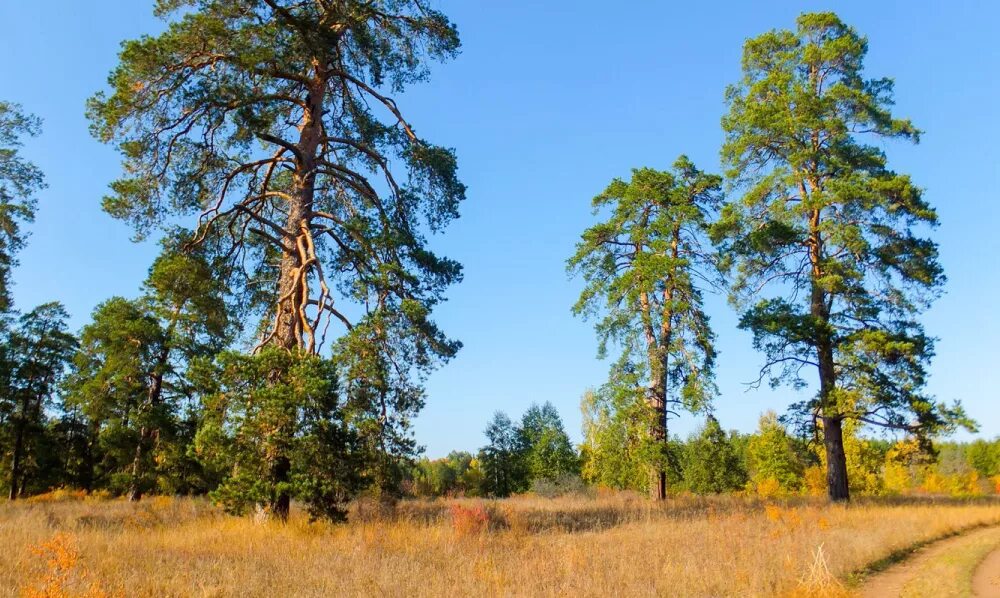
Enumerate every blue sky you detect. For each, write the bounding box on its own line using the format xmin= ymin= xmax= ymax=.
xmin=1 ymin=1 xmax=997 ymax=457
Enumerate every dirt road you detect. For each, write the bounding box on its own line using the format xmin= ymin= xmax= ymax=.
xmin=972 ymin=540 xmax=1000 ymax=597
xmin=860 ymin=525 xmax=1000 ymax=597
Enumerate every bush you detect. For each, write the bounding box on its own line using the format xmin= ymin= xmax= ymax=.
xmin=449 ymin=503 xmax=490 ymax=537
xmin=530 ymin=474 xmax=592 ymax=498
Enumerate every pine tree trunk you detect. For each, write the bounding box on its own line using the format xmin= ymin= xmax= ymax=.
xmin=128 ymin=352 xmax=167 ymax=502
xmin=127 ymin=425 xmax=151 ymax=502
xmin=263 ymin=75 xmax=328 ymax=522
xmin=649 ymin=369 xmax=668 ymax=501
xmin=822 ymin=416 xmax=850 ymax=501
xmin=270 ymin=455 xmax=292 ymax=521
xmin=83 ymin=419 xmax=99 ymax=494
xmin=806 ymin=203 xmax=850 ymax=501
xmin=817 ymin=328 xmax=849 ymax=502
xmin=8 ymin=395 xmax=28 ymax=500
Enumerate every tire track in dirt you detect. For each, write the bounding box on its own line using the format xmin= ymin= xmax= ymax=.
xmin=972 ymin=542 xmax=1000 ymax=597
xmin=859 ymin=525 xmax=1000 ymax=597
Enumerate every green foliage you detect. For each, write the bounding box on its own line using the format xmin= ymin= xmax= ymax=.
xmin=965 ymin=440 xmax=1000 ymax=478
xmin=332 ymin=308 xmax=456 ymax=497
xmin=579 ymin=383 xmax=665 ymax=492
xmin=746 ymin=412 xmax=806 ymax=493
xmin=410 ymin=451 xmax=482 ymax=497
xmin=681 ymin=416 xmax=748 ymax=494
xmin=64 ymin=239 xmax=230 ymax=497
xmin=569 ymin=157 xmax=721 ymax=495
xmin=714 ymin=12 xmax=971 ymax=496
xmin=0 ymin=102 xmax=44 ymax=313
xmin=569 ymin=157 xmax=721 ymax=408
xmin=835 ymin=420 xmax=891 ymax=495
xmin=478 ymin=412 xmax=527 ymax=497
xmin=0 ymin=303 xmax=77 ymax=497
xmin=409 ymin=402 xmax=580 ymax=500
xmin=519 ymin=402 xmax=579 ymax=483
xmin=195 ymin=348 xmax=363 ymax=522
xmin=87 ymin=0 xmax=463 ymax=236
xmin=65 ymin=297 xmax=166 ymax=493
xmin=86 ymin=4 xmax=467 ymax=509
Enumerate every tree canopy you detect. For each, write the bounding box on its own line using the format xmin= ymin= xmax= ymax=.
xmin=0 ymin=102 xmax=44 ymax=313
xmin=1 ymin=303 xmax=77 ymax=499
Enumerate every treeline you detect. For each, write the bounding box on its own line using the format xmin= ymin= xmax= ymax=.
xmin=408 ymin=403 xmax=580 ymax=498
xmin=0 ymin=237 xmax=391 ymax=521
xmin=409 ymin=409 xmax=1000 ymax=499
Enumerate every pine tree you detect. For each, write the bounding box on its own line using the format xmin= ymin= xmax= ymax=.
xmin=569 ymin=157 xmax=721 ymax=499
xmin=713 ymin=12 xmax=972 ymax=500
xmin=66 ymin=239 xmax=229 ymax=499
xmin=1 ymin=303 xmax=77 ymax=499
xmin=0 ymin=102 xmax=44 ymax=313
xmin=87 ymin=0 xmax=465 ymax=520
xmin=194 ymin=347 xmax=363 ymax=521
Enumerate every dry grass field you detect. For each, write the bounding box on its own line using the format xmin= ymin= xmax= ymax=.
xmin=1 ymin=492 xmax=998 ymax=597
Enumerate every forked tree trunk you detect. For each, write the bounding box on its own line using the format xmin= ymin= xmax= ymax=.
xmin=262 ymin=75 xmax=328 ymax=523
xmin=640 ymin=288 xmax=668 ymax=501
xmin=649 ymin=358 xmax=668 ymax=501
xmin=640 ymin=222 xmax=681 ymax=502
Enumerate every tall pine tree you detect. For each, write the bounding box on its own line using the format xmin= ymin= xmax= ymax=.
xmin=569 ymin=157 xmax=721 ymax=499
xmin=714 ymin=12 xmax=971 ymax=500
xmin=86 ymin=0 xmax=465 ymax=519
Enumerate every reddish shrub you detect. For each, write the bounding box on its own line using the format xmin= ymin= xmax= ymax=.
xmin=449 ymin=503 xmax=489 ymax=537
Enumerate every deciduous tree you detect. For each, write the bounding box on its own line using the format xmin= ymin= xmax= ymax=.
xmin=746 ymin=412 xmax=806 ymax=495
xmin=682 ymin=415 xmax=747 ymax=494
xmin=519 ymin=402 xmax=578 ymax=483
xmin=478 ymin=412 xmax=527 ymax=498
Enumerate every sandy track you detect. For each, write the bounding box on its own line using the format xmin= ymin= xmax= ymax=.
xmin=973 ymin=541 xmax=1000 ymax=597
xmin=859 ymin=525 xmax=1000 ymax=597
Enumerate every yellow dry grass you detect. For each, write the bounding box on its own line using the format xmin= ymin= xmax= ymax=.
xmin=0 ymin=493 xmax=997 ymax=597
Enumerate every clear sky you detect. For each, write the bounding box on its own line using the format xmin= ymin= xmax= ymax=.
xmin=1 ymin=1 xmax=997 ymax=457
